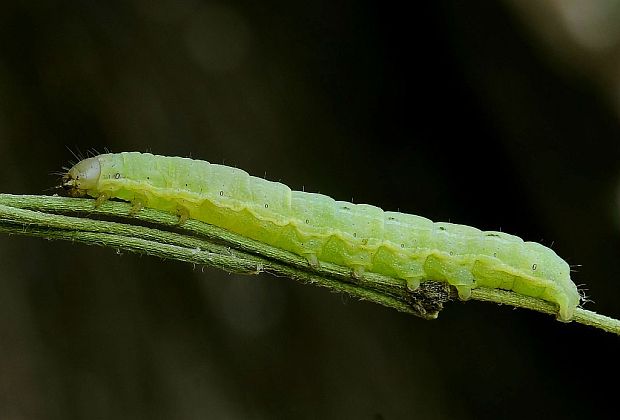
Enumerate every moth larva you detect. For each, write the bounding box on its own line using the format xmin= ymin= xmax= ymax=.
xmin=61 ymin=152 xmax=580 ymax=321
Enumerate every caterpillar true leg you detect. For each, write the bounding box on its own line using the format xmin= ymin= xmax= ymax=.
xmin=130 ymin=197 xmax=146 ymax=215
xmin=94 ymin=192 xmax=110 ymax=207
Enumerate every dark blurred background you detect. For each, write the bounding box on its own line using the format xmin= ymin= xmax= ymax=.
xmin=1 ymin=1 xmax=619 ymax=419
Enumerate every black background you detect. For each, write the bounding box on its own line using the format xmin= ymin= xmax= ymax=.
xmin=0 ymin=1 xmax=618 ymax=419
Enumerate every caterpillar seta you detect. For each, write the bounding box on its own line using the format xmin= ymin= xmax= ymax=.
xmin=61 ymin=152 xmax=580 ymax=320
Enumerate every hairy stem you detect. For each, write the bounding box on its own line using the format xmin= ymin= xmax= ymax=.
xmin=0 ymin=193 xmax=617 ymax=335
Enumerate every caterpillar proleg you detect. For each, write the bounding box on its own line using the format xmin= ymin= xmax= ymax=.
xmin=61 ymin=152 xmax=580 ymax=320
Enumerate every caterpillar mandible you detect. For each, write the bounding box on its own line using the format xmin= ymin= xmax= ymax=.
xmin=61 ymin=152 xmax=580 ymax=321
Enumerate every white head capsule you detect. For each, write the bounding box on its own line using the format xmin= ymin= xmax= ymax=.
xmin=61 ymin=157 xmax=101 ymax=197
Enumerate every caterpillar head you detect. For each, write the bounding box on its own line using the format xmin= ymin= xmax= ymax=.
xmin=61 ymin=157 xmax=101 ymax=197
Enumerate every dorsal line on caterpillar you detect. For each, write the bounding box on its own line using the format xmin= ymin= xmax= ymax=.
xmin=60 ymin=152 xmax=581 ymax=321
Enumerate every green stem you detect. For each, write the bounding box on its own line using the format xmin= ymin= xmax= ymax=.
xmin=0 ymin=193 xmax=617 ymax=335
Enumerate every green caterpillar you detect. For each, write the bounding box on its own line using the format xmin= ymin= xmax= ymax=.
xmin=61 ymin=152 xmax=580 ymax=320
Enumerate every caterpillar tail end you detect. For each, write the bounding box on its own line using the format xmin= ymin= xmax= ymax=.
xmin=552 ymin=285 xmax=580 ymax=323
xmin=555 ymin=299 xmax=577 ymax=323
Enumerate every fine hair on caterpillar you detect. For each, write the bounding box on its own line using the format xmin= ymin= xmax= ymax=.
xmin=60 ymin=152 xmax=581 ymax=321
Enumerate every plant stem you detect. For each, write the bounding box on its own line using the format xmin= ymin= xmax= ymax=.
xmin=0 ymin=193 xmax=617 ymax=335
